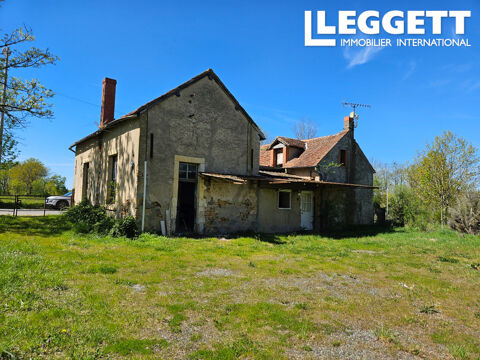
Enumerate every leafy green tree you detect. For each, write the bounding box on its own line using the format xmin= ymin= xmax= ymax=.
xmin=409 ymin=131 xmax=480 ymax=226
xmin=31 ymin=178 xmax=46 ymax=195
xmin=45 ymin=174 xmax=68 ymax=195
xmin=1 ymin=127 xmax=18 ymax=166
xmin=372 ymin=160 xmax=408 ymax=211
xmin=0 ymin=5 xmax=58 ymax=166
xmin=0 ymin=167 xmax=9 ymax=194
xmin=389 ymin=185 xmax=425 ymax=226
xmin=8 ymin=158 xmax=47 ymax=194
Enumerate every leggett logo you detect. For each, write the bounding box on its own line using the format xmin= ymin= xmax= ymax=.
xmin=305 ymin=10 xmax=471 ymax=47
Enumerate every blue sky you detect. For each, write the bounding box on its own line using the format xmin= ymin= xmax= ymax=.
xmin=1 ymin=0 xmax=479 ymax=188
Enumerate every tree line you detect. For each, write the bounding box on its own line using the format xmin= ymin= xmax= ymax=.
xmin=373 ymin=131 xmax=480 ymax=233
xmin=0 ymin=158 xmax=68 ymax=196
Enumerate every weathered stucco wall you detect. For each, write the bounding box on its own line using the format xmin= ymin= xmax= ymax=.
xmin=137 ymin=76 xmax=262 ymax=233
xmin=286 ymin=167 xmax=313 ymax=178
xmin=201 ymin=178 xmax=257 ymax=234
xmin=316 ymin=134 xmax=350 ymax=183
xmin=288 ymin=134 xmax=374 ymax=226
xmin=73 ymin=119 xmax=140 ymax=217
xmin=257 ymin=187 xmax=302 ymax=233
xmin=352 ymin=143 xmax=374 ymax=224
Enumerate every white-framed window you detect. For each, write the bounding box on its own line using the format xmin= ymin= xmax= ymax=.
xmin=278 ymin=190 xmax=291 ymax=209
xmin=276 ymin=150 xmax=283 ymax=166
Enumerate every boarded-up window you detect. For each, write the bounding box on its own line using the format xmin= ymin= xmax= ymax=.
xmin=278 ymin=190 xmax=291 ymax=209
xmin=339 ymin=150 xmax=347 ymax=166
xmin=276 ymin=149 xmax=283 ymax=166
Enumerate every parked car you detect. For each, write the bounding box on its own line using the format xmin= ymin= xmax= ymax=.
xmin=45 ymin=192 xmax=72 ymax=210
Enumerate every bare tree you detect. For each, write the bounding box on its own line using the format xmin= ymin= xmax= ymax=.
xmin=293 ymin=117 xmax=317 ymax=140
xmin=261 ymin=131 xmax=275 ymax=146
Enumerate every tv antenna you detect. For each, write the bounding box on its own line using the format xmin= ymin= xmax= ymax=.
xmin=342 ymin=101 xmax=371 ymax=127
xmin=342 ymin=101 xmax=371 ymax=117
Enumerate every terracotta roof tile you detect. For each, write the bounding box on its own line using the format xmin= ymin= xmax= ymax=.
xmin=259 ymin=131 xmax=348 ymax=168
xmin=268 ymin=136 xmax=306 ymax=149
xmin=259 ymin=144 xmax=270 ymax=166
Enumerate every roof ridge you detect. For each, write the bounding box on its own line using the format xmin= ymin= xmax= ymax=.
xmin=70 ymin=69 xmax=266 ymax=149
xmin=304 ymin=130 xmax=347 ymax=142
xmin=278 ymin=135 xmax=304 ymax=141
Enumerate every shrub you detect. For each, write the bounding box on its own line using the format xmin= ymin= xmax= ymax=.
xmin=388 ymin=185 xmax=426 ymax=227
xmin=110 ymin=216 xmax=139 ymax=239
xmin=64 ymin=199 xmax=113 ymax=234
xmin=448 ymin=192 xmax=480 ymax=235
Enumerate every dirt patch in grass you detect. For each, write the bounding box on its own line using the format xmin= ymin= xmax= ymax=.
xmin=196 ymin=268 xmax=235 ymax=277
xmin=1 ymin=217 xmax=479 ymax=359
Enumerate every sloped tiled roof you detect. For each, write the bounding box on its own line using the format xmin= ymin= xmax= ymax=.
xmin=268 ymin=136 xmax=306 ymax=149
xmin=260 ymin=131 xmax=348 ymax=168
xmin=70 ymin=69 xmax=265 ymax=149
xmin=259 ymin=144 xmax=270 ymax=166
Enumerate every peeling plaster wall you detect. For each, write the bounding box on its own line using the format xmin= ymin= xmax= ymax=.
xmin=73 ymin=119 xmax=140 ymax=217
xmin=286 ymin=168 xmax=313 ymax=178
xmin=137 ymin=76 xmax=262 ymax=233
xmin=352 ymin=143 xmax=374 ymax=224
xmin=290 ymin=135 xmax=374 ymax=226
xmin=315 ymin=135 xmax=351 ymax=183
xmin=201 ymin=178 xmax=257 ymax=234
xmin=257 ymin=187 xmax=302 ymax=233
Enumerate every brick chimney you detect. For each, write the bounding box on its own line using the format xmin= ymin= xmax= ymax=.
xmin=344 ymin=115 xmax=354 ymax=137
xmin=100 ymin=78 xmax=116 ymax=128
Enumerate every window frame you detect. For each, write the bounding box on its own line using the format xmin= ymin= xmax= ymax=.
xmin=179 ymin=162 xmax=198 ymax=182
xmin=339 ymin=149 xmax=347 ymax=167
xmin=107 ymin=154 xmax=118 ymax=204
xmin=82 ymin=162 xmax=89 ymax=198
xmin=250 ymin=148 xmax=254 ymax=170
xmin=275 ymin=149 xmax=284 ymax=166
xmin=150 ymin=133 xmax=154 ymax=159
xmin=277 ymin=189 xmax=292 ymax=210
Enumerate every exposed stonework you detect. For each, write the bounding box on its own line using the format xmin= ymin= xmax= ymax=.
xmin=70 ymin=70 xmax=375 ymax=235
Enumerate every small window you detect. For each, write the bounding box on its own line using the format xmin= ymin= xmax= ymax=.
xmin=150 ymin=133 xmax=154 ymax=158
xmin=107 ymin=155 xmax=118 ymax=204
xmin=82 ymin=162 xmax=89 ymax=198
xmin=179 ymin=162 xmax=198 ymax=181
xmin=250 ymin=148 xmax=254 ymax=170
xmin=278 ymin=190 xmax=291 ymax=209
xmin=276 ymin=149 xmax=283 ymax=166
xmin=339 ymin=150 xmax=347 ymax=166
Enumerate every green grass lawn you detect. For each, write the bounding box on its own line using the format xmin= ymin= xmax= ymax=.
xmin=0 ymin=216 xmax=479 ymax=360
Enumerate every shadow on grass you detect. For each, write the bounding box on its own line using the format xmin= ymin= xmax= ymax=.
xmin=216 ymin=224 xmax=397 ymax=244
xmin=321 ymin=224 xmax=397 ymax=239
xmin=254 ymin=233 xmax=286 ymax=244
xmin=0 ymin=215 xmax=71 ymax=236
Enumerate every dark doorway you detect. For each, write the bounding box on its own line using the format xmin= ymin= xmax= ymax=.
xmin=176 ymin=162 xmax=198 ymax=233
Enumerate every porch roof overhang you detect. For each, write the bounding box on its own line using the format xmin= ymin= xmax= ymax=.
xmin=200 ymin=171 xmax=377 ymax=189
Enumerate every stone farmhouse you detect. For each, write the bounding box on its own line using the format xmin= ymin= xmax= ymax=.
xmin=69 ymin=69 xmax=375 ymax=235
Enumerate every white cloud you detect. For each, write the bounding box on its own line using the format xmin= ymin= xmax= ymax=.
xmin=343 ymin=46 xmax=384 ymax=69
xmin=402 ymin=61 xmax=416 ymax=80
xmin=462 ymin=79 xmax=480 ymax=92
